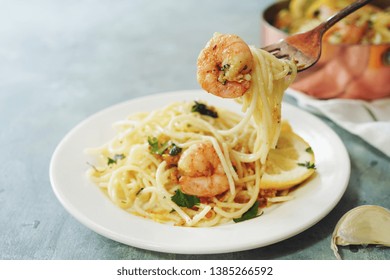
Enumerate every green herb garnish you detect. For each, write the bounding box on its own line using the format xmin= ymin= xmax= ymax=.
xmin=191 ymin=101 xmax=218 ymax=118
xmin=107 ymin=154 xmax=125 ymax=165
xmin=220 ymin=64 xmax=230 ymax=72
xmin=148 ymin=136 xmax=170 ymax=155
xmin=168 ymin=143 xmax=182 ymax=156
xmin=148 ymin=137 xmax=182 ymax=156
xmin=233 ymin=201 xmax=261 ymax=223
xmin=297 ymin=161 xmax=316 ymax=169
xmin=171 ymin=189 xmax=200 ymax=208
xmin=305 ymin=147 xmax=313 ymax=154
xmin=107 ymin=157 xmax=116 ymax=165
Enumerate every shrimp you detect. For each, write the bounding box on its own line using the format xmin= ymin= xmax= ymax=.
xmin=177 ymin=142 xmax=229 ymax=197
xmin=197 ymin=33 xmax=253 ymax=98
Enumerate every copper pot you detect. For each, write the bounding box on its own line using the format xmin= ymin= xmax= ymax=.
xmin=261 ymin=0 xmax=390 ymax=100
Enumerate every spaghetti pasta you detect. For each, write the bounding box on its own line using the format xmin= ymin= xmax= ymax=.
xmin=86 ymin=36 xmax=306 ymax=227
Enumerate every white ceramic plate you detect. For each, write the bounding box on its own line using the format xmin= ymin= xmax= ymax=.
xmin=50 ymin=89 xmax=350 ymax=254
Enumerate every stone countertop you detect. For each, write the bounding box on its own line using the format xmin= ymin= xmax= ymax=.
xmin=1 ymin=0 xmax=388 ymax=260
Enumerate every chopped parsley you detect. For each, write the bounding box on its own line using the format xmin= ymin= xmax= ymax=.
xmin=107 ymin=158 xmax=116 ymax=165
xmin=168 ymin=143 xmax=182 ymax=156
xmin=220 ymin=63 xmax=230 ymax=72
xmin=297 ymin=161 xmax=316 ymax=169
xmin=107 ymin=154 xmax=125 ymax=165
xmin=171 ymin=189 xmax=200 ymax=208
xmin=218 ymin=64 xmax=231 ymax=85
xmin=148 ymin=136 xmax=170 ymax=155
xmin=305 ymin=147 xmax=313 ymax=154
xmin=233 ymin=201 xmax=261 ymax=223
xmin=148 ymin=137 xmax=182 ymax=156
xmin=191 ymin=101 xmax=218 ymax=118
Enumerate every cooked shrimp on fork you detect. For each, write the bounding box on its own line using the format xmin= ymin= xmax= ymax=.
xmin=197 ymin=33 xmax=253 ymax=98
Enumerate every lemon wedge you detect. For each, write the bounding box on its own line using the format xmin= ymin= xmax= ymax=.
xmin=261 ymin=122 xmax=316 ymax=190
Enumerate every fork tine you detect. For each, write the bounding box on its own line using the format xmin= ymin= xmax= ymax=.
xmin=274 ymin=53 xmax=290 ymax=59
xmin=261 ymin=43 xmax=281 ymax=53
xmin=262 ymin=42 xmax=290 ymax=59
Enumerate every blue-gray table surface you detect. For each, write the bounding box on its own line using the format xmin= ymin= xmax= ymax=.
xmin=1 ymin=0 xmax=389 ymax=260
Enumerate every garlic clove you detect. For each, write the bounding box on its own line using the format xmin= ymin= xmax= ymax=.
xmin=331 ymin=205 xmax=390 ymax=260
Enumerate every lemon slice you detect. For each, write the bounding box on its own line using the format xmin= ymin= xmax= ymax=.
xmin=261 ymin=122 xmax=316 ymax=190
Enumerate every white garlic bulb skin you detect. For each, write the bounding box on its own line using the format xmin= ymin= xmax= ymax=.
xmin=331 ymin=205 xmax=390 ymax=260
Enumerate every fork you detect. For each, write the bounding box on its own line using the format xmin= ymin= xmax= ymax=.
xmin=262 ymin=0 xmax=373 ymax=72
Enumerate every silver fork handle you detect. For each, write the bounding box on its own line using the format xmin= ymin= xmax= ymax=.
xmin=319 ymin=0 xmax=373 ymax=34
